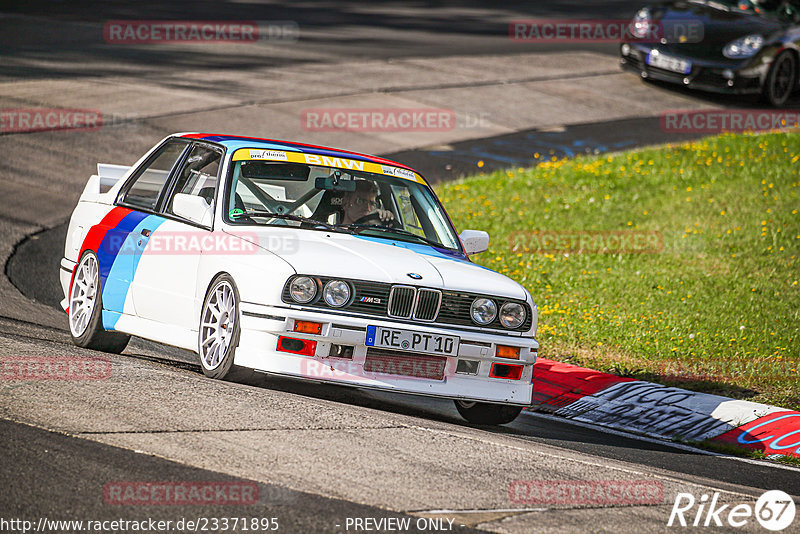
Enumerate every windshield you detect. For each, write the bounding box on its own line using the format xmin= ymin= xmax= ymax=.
xmin=224 ymin=157 xmax=461 ymax=251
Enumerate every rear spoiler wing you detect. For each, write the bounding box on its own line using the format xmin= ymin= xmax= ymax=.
xmin=79 ymin=163 xmax=131 ymax=203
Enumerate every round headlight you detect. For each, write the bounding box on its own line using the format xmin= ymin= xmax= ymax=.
xmin=323 ymin=280 xmax=350 ymax=307
xmin=499 ymin=302 xmax=526 ymax=329
xmin=470 ymin=298 xmax=497 ymax=325
xmin=290 ymin=276 xmax=317 ymax=303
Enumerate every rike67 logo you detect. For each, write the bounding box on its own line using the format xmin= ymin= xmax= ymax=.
xmin=668 ymin=490 xmax=795 ymax=531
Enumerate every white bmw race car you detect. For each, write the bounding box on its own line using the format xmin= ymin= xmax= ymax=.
xmin=61 ymin=133 xmax=539 ymax=425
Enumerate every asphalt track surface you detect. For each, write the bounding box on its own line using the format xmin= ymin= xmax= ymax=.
xmin=1 ymin=0 xmax=636 ymax=75
xmin=3 ymin=1 xmax=800 ymax=533
xmin=2 ymin=419 xmax=467 ymax=534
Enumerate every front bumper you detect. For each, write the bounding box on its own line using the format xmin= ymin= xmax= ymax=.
xmin=620 ymin=43 xmax=763 ymax=95
xmin=235 ymin=301 xmax=538 ymax=406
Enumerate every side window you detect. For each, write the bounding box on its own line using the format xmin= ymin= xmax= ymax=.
xmin=120 ymin=140 xmax=188 ymax=211
xmin=391 ymin=184 xmax=423 ymax=234
xmin=166 ymin=144 xmax=222 ymax=217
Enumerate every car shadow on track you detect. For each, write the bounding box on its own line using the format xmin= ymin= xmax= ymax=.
xmin=122 ymin=348 xmax=705 ymax=457
xmin=636 ymin=77 xmax=800 ymax=109
xmin=243 ymin=369 xmax=708 ymax=456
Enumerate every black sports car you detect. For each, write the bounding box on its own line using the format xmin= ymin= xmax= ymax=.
xmin=620 ymin=0 xmax=800 ymax=106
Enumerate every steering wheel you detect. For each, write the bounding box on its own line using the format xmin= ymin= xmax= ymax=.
xmin=353 ymin=212 xmax=401 ymax=228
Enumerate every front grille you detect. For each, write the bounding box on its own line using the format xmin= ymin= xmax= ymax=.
xmin=623 ymin=52 xmax=693 ymax=82
xmin=364 ymin=349 xmax=447 ymax=380
xmin=622 ymin=53 xmax=644 ymax=71
xmin=414 ymin=288 xmax=441 ymax=321
xmin=388 ymin=286 xmax=441 ymax=321
xmin=281 ymin=276 xmax=532 ymax=332
xmin=647 ymin=65 xmax=691 ymax=81
xmin=388 ymin=286 xmax=415 ymax=319
xmin=348 ymin=280 xmax=391 ymax=314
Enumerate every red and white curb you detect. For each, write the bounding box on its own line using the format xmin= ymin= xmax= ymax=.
xmin=528 ymin=358 xmax=800 ymax=459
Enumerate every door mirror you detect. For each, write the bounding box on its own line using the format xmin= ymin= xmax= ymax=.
xmin=459 ymin=230 xmax=490 ymax=255
xmin=172 ymin=193 xmax=213 ymax=226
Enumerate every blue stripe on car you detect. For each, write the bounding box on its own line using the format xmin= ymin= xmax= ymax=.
xmin=98 ymin=212 xmax=166 ymax=329
xmin=352 ymin=235 xmax=470 ymax=263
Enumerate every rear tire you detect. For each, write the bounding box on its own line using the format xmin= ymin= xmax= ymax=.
xmin=762 ymin=50 xmax=797 ymax=107
xmin=68 ymin=251 xmax=130 ymax=353
xmin=198 ymin=274 xmax=255 ymax=383
xmin=454 ymin=400 xmax=523 ymax=425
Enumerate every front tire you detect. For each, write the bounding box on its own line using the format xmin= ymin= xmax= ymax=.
xmin=763 ymin=50 xmax=797 ymax=107
xmin=68 ymin=251 xmax=130 ymax=353
xmin=454 ymin=400 xmax=523 ymax=425
xmin=198 ymin=274 xmax=254 ymax=382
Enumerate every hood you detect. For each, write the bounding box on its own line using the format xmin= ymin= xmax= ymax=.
xmin=226 ymin=227 xmax=529 ymax=301
xmin=649 ymin=1 xmax=784 ymax=59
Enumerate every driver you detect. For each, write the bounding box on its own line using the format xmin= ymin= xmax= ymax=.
xmin=341 ymin=180 xmax=394 ymax=225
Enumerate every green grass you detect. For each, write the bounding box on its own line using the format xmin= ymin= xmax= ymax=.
xmin=436 ymin=132 xmax=800 ymax=411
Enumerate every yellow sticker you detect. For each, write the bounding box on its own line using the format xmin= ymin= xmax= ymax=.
xmin=231 ymin=148 xmax=423 ymax=183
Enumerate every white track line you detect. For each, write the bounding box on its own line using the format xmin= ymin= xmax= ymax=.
xmin=414 ymin=508 xmax=548 ymax=514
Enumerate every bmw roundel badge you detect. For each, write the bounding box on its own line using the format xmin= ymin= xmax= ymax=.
xmin=407 ymin=273 xmax=422 ymax=280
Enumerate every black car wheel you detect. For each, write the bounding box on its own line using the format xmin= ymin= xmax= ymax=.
xmin=763 ymin=50 xmax=797 ymax=107
xmin=454 ymin=400 xmax=523 ymax=425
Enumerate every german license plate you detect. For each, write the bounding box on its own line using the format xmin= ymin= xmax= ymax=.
xmin=365 ymin=326 xmax=459 ymax=356
xmin=646 ymin=51 xmax=691 ymax=74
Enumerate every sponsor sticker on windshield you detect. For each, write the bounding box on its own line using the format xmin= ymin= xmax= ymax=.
xmin=249 ymin=149 xmax=288 ymax=161
xmin=381 ymin=165 xmax=416 ymax=180
xmin=381 ymin=165 xmax=417 ymax=181
xmin=394 ymin=168 xmax=415 ymax=180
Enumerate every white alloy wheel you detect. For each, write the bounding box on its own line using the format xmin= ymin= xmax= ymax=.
xmin=197 ymin=274 xmax=255 ymax=383
xmin=69 ymin=253 xmax=99 ymax=338
xmin=200 ymin=279 xmax=237 ymax=371
xmin=67 ymin=251 xmax=129 ymax=353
